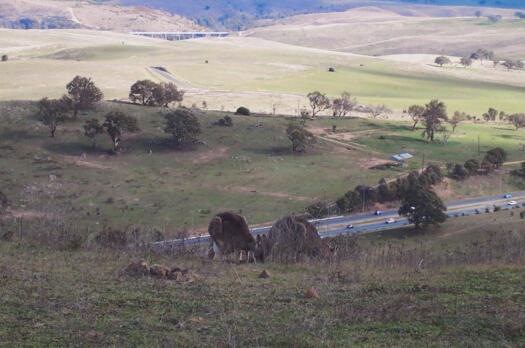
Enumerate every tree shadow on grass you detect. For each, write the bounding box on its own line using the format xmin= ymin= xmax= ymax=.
xmin=373 ymin=225 xmax=438 ymax=241
xmin=0 ymin=129 xmax=42 ymax=142
xmin=243 ymin=145 xmax=293 ymax=156
xmin=498 ymin=134 xmax=525 ymax=140
xmin=244 ymin=145 xmax=324 ymax=157
xmin=42 ymin=134 xmax=205 ymax=157
xmin=43 ymin=141 xmax=101 ymax=156
xmin=492 ymin=127 xmax=516 ymax=131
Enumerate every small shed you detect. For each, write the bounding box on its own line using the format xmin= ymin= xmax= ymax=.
xmin=390 ymin=153 xmax=413 ymax=161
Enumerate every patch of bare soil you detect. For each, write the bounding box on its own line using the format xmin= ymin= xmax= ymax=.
xmin=8 ymin=210 xmax=44 ymax=219
xmin=307 ymin=127 xmax=329 ymax=136
xmin=191 ymin=146 xmax=229 ymax=164
xmin=359 ymin=157 xmax=391 ymax=169
xmin=224 ymin=185 xmax=315 ymax=202
xmin=61 ymin=155 xmax=112 ymax=170
xmin=330 ymin=129 xmax=380 ymax=141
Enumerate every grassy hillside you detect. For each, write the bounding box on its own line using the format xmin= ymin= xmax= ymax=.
xmin=0 ymin=0 xmax=203 ymax=32
xmin=1 ymin=210 xmax=524 ymax=346
xmin=0 ymin=101 xmax=393 ymax=232
xmin=248 ymin=10 xmax=525 ymax=59
xmin=113 ymin=0 xmax=525 ymax=30
xmin=1 ymin=29 xmax=525 ymax=116
xmin=1 ymin=100 xmax=523 ymax=234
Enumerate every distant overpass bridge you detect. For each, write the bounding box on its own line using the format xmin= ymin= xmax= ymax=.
xmin=130 ymin=31 xmax=229 ymax=41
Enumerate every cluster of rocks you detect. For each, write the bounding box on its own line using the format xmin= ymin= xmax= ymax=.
xmin=124 ymin=260 xmax=198 ymax=282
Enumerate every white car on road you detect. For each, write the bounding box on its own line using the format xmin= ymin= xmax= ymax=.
xmin=385 ymin=218 xmax=396 ymax=224
xmin=507 ymin=200 xmax=517 ymax=206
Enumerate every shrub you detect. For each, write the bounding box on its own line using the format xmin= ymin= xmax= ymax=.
xmin=98 ymin=226 xmax=127 ymax=249
xmin=451 ymin=164 xmax=469 ymax=180
xmin=164 ymin=109 xmax=201 ymax=147
xmin=1 ymin=55 xmax=7 ymax=62
xmin=236 ymin=106 xmax=250 ymax=116
xmin=218 ymin=115 xmax=233 ymax=127
xmin=306 ymin=202 xmax=330 ymax=219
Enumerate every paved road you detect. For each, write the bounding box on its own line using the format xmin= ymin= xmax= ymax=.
xmin=152 ymin=192 xmax=525 ymax=249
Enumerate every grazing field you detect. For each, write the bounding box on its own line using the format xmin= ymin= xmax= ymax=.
xmin=0 ymin=101 xmax=401 ymax=233
xmin=1 ymin=29 xmax=525 ymax=116
xmin=1 ymin=100 xmax=524 ymax=234
xmin=1 ymin=210 xmax=524 ymax=346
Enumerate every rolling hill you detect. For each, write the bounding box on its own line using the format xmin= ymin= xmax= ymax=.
xmin=0 ymin=0 xmax=204 ymax=32
xmin=113 ymin=0 xmax=525 ymax=29
xmin=246 ymin=6 xmax=525 ymax=59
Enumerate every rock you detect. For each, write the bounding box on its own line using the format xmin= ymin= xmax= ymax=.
xmin=124 ymin=260 xmax=150 ymax=276
xmin=49 ymin=174 xmax=57 ymax=182
xmin=124 ymin=261 xmax=197 ymax=282
xmin=168 ymin=271 xmax=184 ymax=281
xmin=259 ymin=270 xmax=271 ymax=279
xmin=304 ymin=287 xmax=320 ymax=299
xmin=150 ymin=264 xmax=170 ymax=278
xmin=182 ymin=269 xmax=199 ymax=282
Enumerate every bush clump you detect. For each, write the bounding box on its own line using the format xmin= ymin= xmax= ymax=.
xmin=217 ymin=115 xmax=233 ymax=127
xmin=235 ymin=106 xmax=250 ymax=116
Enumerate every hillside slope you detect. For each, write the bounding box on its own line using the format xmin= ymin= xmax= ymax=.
xmin=0 ymin=0 xmax=204 ymax=32
xmin=246 ymin=6 xmax=525 ymax=59
xmin=114 ymin=0 xmax=525 ymax=29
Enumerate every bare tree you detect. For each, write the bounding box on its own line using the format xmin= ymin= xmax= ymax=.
xmin=368 ymin=104 xmax=392 ymax=119
xmin=271 ymin=101 xmax=280 ymax=116
xmin=332 ymin=91 xmax=356 ymax=118
xmin=307 ymin=91 xmax=330 ymax=118
xmin=449 ymin=111 xmax=467 ymax=132
xmin=460 ymin=57 xmax=473 ymax=67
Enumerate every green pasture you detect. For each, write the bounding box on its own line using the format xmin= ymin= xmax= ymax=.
xmin=0 ymin=101 xmax=400 ymax=232
xmin=1 ymin=99 xmax=524 ymax=232
xmin=243 ymin=65 xmax=525 ymax=115
xmin=351 ymin=120 xmax=525 ymax=163
xmin=1 ymin=30 xmax=525 ymax=116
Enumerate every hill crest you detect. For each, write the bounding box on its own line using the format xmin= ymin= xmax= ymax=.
xmin=0 ymin=0 xmax=204 ymax=32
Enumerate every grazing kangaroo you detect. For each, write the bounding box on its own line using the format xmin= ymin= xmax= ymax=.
xmin=265 ymin=215 xmax=335 ymax=262
xmin=208 ymin=212 xmax=256 ymax=263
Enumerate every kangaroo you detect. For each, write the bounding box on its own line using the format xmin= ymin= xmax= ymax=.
xmin=208 ymin=212 xmax=256 ymax=263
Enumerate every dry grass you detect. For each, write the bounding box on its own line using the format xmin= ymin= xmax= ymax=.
xmin=1 ymin=210 xmax=524 ymax=346
xmin=2 ymin=0 xmax=203 ymax=32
